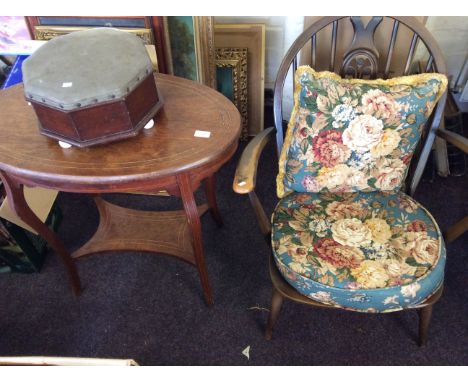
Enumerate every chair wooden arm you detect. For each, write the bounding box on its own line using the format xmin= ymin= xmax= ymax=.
xmin=436 ymin=128 xmax=468 ymax=153
xmin=233 ymin=127 xmax=276 ymax=239
xmin=435 ymin=128 xmax=468 ymax=243
xmin=233 ymin=127 xmax=276 ymax=194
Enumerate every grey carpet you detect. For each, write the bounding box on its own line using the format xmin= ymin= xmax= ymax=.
xmin=0 ymin=135 xmax=467 ymax=365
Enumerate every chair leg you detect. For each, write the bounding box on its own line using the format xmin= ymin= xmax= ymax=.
xmin=265 ymin=287 xmax=284 ymax=340
xmin=418 ymin=305 xmax=434 ymax=346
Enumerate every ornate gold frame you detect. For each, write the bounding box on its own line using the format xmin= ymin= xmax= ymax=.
xmin=214 ymin=23 xmax=265 ymax=136
xmin=216 ymin=47 xmax=248 ymax=140
xmin=33 ymin=26 xmax=158 ymax=71
xmin=34 ymin=25 xmax=154 ymax=44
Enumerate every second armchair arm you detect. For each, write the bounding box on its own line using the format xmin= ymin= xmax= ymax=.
xmin=435 ymin=128 xmax=468 ymax=154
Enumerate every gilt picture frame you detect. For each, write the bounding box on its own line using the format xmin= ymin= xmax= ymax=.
xmin=216 ymin=47 xmax=248 ymax=140
xmin=33 ymin=25 xmax=154 ymax=44
xmin=214 ymin=24 xmax=265 ymax=136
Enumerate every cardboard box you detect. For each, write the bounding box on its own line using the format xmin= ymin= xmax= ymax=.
xmin=0 ymin=185 xmax=60 ymax=273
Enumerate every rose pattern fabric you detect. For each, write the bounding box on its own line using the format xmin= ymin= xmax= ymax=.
xmin=313 ymin=130 xmax=351 ymax=167
xmin=277 ymin=67 xmax=447 ymax=198
xmin=272 ymin=191 xmax=446 ymax=312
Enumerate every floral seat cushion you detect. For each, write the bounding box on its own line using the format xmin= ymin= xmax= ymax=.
xmin=277 ymin=67 xmax=447 ymax=198
xmin=271 ymin=191 xmax=445 ymax=312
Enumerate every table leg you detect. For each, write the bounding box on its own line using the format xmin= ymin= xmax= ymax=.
xmin=177 ymin=172 xmax=213 ymax=306
xmin=204 ymin=174 xmax=223 ymax=227
xmin=0 ymin=171 xmax=81 ymax=296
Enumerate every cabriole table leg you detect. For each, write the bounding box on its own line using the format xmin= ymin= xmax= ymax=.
xmin=178 ymin=172 xmax=214 ymax=306
xmin=205 ymin=174 xmax=223 ymax=227
xmin=0 ymin=171 xmax=81 ymax=296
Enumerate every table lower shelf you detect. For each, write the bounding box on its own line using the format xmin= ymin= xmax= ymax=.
xmin=72 ymin=197 xmax=209 ymax=265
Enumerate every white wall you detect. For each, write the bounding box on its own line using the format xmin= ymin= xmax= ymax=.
xmin=214 ymin=16 xmax=468 ymax=116
xmin=214 ymin=16 xmax=303 ymax=118
xmin=214 ymin=16 xmax=304 ymax=90
xmin=424 ymin=16 xmax=468 ymax=89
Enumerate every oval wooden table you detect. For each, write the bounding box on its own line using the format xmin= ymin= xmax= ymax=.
xmin=0 ymin=73 xmax=241 ymax=305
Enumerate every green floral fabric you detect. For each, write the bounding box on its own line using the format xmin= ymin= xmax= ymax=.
xmin=277 ymin=67 xmax=447 ymax=198
xmin=271 ymin=191 xmax=445 ymax=312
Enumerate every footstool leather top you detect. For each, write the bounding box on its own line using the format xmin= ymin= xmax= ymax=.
xmin=23 ymin=28 xmax=153 ymax=111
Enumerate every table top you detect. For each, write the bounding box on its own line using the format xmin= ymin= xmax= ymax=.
xmin=0 ymin=73 xmax=241 ymax=190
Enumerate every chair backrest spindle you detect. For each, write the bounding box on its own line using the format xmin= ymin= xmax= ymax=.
xmin=404 ymin=32 xmax=419 ymax=75
xmin=425 ymin=55 xmax=434 ymax=73
xmin=384 ymin=19 xmax=400 ymax=79
xmin=292 ymin=56 xmax=298 ymax=91
xmin=311 ymin=34 xmax=317 ymax=68
xmin=330 ymin=20 xmax=338 ymax=71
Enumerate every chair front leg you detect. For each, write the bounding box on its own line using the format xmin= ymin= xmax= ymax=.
xmin=418 ymin=305 xmax=434 ymax=346
xmin=265 ymin=287 xmax=284 ymax=340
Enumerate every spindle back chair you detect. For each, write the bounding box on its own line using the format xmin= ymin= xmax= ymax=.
xmin=233 ymin=16 xmax=449 ymax=346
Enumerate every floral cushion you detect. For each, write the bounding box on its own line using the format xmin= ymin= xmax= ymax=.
xmin=271 ymin=191 xmax=445 ymax=312
xmin=277 ymin=67 xmax=447 ymax=198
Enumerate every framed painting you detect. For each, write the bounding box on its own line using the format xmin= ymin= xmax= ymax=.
xmin=164 ymin=16 xmax=215 ymax=88
xmin=214 ymin=24 xmax=265 ymax=136
xmin=29 ymin=25 xmax=158 ymax=72
xmin=25 ymin=16 xmax=169 ymax=73
xmin=216 ymin=47 xmax=248 ymax=140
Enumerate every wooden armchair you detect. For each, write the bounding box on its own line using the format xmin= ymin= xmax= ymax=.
xmin=233 ymin=16 xmax=449 ymax=346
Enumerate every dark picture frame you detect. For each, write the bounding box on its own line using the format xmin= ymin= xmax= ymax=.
xmin=164 ymin=16 xmax=216 ymax=88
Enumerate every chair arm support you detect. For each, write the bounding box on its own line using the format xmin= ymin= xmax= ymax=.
xmin=233 ymin=127 xmax=276 ymax=240
xmin=436 ymin=129 xmax=468 ymax=153
xmin=233 ymin=127 xmax=276 ymax=194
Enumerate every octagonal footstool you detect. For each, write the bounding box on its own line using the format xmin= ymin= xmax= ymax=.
xmin=22 ymin=28 xmax=163 ymax=147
